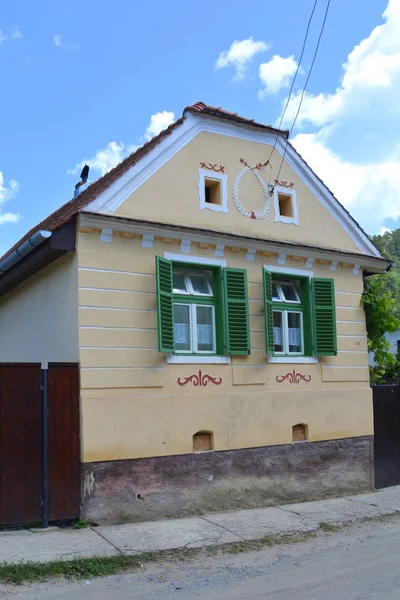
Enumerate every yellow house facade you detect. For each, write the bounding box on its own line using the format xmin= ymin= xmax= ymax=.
xmin=0 ymin=103 xmax=389 ymax=525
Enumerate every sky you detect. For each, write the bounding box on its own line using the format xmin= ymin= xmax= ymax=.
xmin=0 ymin=0 xmax=397 ymax=255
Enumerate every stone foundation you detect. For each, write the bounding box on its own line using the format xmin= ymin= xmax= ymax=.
xmin=82 ymin=436 xmax=373 ymax=525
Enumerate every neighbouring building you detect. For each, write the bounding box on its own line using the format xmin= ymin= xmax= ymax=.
xmin=0 ymin=103 xmax=390 ymax=525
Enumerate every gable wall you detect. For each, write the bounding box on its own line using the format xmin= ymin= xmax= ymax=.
xmin=77 ymin=226 xmax=372 ymax=464
xmin=114 ymin=131 xmax=363 ymax=255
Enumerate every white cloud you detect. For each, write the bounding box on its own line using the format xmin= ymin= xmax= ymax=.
xmin=145 ymin=111 xmax=175 ymax=140
xmin=69 ymin=109 xmax=175 ymax=177
xmin=281 ymin=0 xmax=400 ymax=128
xmin=259 ymin=55 xmax=298 ymax=96
xmin=0 ymin=27 xmax=22 ymax=44
xmin=216 ymin=37 xmax=270 ymax=79
xmin=68 ymin=141 xmax=126 ymax=177
xmin=0 ymin=212 xmax=21 ymax=225
xmin=272 ymin=0 xmax=400 ymax=234
xmin=0 ymin=171 xmax=21 ymax=226
xmin=292 ymin=130 xmax=400 ymax=233
xmin=11 ymin=28 xmax=22 ymax=39
xmin=53 ymin=34 xmax=79 ymax=52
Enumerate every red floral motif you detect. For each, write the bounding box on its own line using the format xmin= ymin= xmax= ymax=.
xmin=200 ymin=162 xmax=225 ymax=173
xmin=274 ymin=179 xmax=294 ymax=188
xmin=177 ymin=369 xmax=222 ymax=387
xmin=276 ymin=370 xmax=311 ymax=384
xmin=240 ymin=157 xmax=268 ymax=170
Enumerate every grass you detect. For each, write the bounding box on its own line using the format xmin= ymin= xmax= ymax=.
xmin=0 ymin=532 xmax=313 ymax=585
xmin=0 ymin=556 xmax=143 ymax=585
xmin=0 ymin=514 xmax=396 ymax=585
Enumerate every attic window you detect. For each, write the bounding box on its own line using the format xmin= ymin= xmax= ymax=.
xmin=278 ymin=194 xmax=293 ymax=218
xmin=199 ymin=169 xmax=228 ymax=213
xmin=273 ymin=187 xmax=299 ymax=226
xmin=205 ymin=179 xmax=221 ymax=205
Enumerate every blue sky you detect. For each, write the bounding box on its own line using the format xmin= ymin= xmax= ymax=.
xmin=0 ymin=0 xmax=396 ymax=255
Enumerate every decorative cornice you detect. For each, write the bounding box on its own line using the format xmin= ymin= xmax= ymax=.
xmin=180 ymin=239 xmax=191 ymax=253
xmin=79 ymin=214 xmax=388 ymax=273
xmin=100 ymin=227 xmax=113 ymax=243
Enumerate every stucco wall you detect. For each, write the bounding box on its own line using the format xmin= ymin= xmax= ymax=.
xmin=0 ymin=253 xmax=79 ymax=364
xmin=115 ymin=131 xmax=363 ymax=255
xmin=77 ymin=228 xmax=372 ymax=463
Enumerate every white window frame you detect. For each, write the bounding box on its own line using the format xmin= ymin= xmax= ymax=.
xmin=174 ymin=302 xmax=217 ymax=355
xmin=166 ymin=254 xmax=231 ymax=364
xmin=273 ymin=186 xmax=299 ymax=226
xmin=173 ymin=269 xmax=213 ymax=297
xmin=198 ymin=169 xmax=228 ymax=214
xmin=264 ymin=264 xmax=318 ymax=365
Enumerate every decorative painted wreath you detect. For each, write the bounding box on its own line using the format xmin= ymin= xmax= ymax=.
xmin=232 ymin=166 xmax=271 ymax=220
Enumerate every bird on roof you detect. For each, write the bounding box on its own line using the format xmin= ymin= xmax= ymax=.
xmin=74 ymin=164 xmax=90 ymax=196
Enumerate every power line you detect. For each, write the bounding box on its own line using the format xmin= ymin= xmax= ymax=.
xmin=274 ymin=0 xmax=332 ymax=183
xmin=266 ymin=0 xmax=319 ymax=167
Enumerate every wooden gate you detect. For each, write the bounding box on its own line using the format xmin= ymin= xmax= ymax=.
xmin=373 ymin=384 xmax=400 ymax=489
xmin=0 ymin=364 xmax=42 ymax=525
xmin=0 ymin=363 xmax=80 ymax=526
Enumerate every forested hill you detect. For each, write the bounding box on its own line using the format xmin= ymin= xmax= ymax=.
xmin=370 ymin=228 xmax=400 ymax=320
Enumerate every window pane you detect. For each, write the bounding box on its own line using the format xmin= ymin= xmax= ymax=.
xmin=273 ymin=311 xmax=283 ymax=353
xmin=174 ymin=304 xmax=191 ymax=351
xmin=272 ymin=282 xmax=280 ymax=301
xmin=190 ymin=272 xmax=212 ymax=295
xmin=288 ymin=312 xmax=303 ymax=353
xmin=173 ymin=272 xmax=188 ymax=294
xmin=281 ymin=282 xmax=300 ymax=302
xmin=196 ymin=305 xmax=215 ymax=352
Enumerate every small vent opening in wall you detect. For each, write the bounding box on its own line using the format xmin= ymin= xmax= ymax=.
xmin=278 ymin=193 xmax=294 ymax=218
xmin=193 ymin=431 xmax=213 ymax=452
xmin=292 ymin=423 xmax=308 ymax=442
xmin=205 ymin=179 xmax=221 ymax=206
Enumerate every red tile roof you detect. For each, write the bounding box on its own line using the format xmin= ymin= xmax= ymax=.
xmin=0 ymin=102 xmax=381 ymax=263
xmin=1 ymin=103 xmax=288 ymax=263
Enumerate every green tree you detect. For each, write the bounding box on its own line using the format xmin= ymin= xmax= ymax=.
xmin=363 ymin=228 xmax=400 ymax=382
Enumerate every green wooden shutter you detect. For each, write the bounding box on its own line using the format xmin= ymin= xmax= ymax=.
xmin=311 ymin=278 xmax=337 ymax=356
xmin=263 ymin=269 xmax=274 ymax=355
xmin=223 ymin=268 xmax=250 ymax=355
xmin=155 ymin=256 xmax=175 ymax=353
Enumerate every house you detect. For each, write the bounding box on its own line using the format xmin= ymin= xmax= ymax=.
xmin=0 ymin=102 xmax=390 ymax=526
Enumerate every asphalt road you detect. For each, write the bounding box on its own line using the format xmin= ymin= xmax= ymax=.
xmin=3 ymin=516 xmax=400 ymax=599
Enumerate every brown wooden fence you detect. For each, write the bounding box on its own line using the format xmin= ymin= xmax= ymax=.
xmin=373 ymin=383 xmax=400 ymax=489
xmin=0 ymin=363 xmax=80 ymax=526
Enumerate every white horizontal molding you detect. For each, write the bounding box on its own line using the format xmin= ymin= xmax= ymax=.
xmin=167 ymin=355 xmax=230 ymax=364
xmin=268 ymin=356 xmax=318 ymax=364
xmin=322 ymin=365 xmax=369 ymax=369
xmin=264 ymin=264 xmax=314 ymax=277
xmin=79 ymin=266 xmax=155 ymax=277
xmin=164 ymin=252 xmax=227 ymax=267
xmin=79 ymin=305 xmax=156 ymax=313
xmin=79 ymin=214 xmax=387 ymax=272
xmin=79 ymin=286 xmax=155 ymax=295
xmin=79 ymin=325 xmax=157 ymax=331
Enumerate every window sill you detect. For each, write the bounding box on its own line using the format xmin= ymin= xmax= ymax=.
xmin=268 ymin=356 xmax=318 ymax=364
xmin=167 ymin=355 xmax=231 ymax=364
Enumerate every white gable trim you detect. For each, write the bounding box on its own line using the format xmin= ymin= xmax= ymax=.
xmin=83 ymin=113 xmax=380 ymax=258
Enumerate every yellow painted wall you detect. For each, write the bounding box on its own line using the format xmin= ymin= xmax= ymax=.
xmin=77 ymin=228 xmax=372 ymax=463
xmin=115 ymin=131 xmax=362 ymax=255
